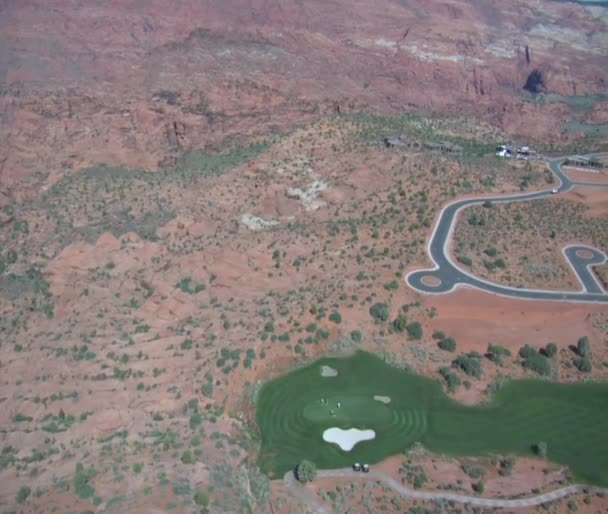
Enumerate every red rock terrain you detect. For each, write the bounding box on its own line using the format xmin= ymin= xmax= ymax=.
xmin=1 ymin=0 xmax=607 ymax=203
xmin=1 ymin=2 xmax=608 ymax=512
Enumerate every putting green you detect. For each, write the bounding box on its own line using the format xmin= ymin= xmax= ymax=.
xmin=256 ymin=351 xmax=608 ymax=485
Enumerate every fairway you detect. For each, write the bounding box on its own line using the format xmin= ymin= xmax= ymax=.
xmin=256 ymin=351 xmax=608 ymax=485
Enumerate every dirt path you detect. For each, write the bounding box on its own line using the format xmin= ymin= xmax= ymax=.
xmin=284 ymin=468 xmax=604 ymax=512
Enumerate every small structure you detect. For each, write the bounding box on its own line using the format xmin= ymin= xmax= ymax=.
xmin=384 ymin=135 xmax=420 ymax=149
xmin=496 ymin=145 xmax=512 ymax=158
xmin=423 ymin=140 xmax=463 ymax=155
xmin=564 ymin=156 xmax=605 ymax=169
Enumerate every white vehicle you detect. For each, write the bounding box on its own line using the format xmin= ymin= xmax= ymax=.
xmin=551 ymin=189 xmax=558 ymax=194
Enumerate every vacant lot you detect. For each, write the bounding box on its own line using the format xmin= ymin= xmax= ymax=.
xmin=453 ymin=194 xmax=607 ymax=291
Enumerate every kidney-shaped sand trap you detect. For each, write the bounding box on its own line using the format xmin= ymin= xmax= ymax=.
xmin=323 ymin=427 xmax=376 ymax=451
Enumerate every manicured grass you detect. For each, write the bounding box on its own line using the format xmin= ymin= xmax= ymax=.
xmin=256 ymin=351 xmax=608 ymax=485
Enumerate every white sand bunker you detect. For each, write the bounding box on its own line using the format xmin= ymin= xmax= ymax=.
xmin=323 ymin=427 xmax=376 ymax=451
xmin=373 ymin=395 xmax=391 ymax=404
xmin=321 ymin=365 xmax=338 ymax=377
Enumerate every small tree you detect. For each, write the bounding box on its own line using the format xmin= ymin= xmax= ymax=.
xmin=406 ymin=322 xmax=423 ymax=341
xmin=295 ymin=459 xmax=317 ymax=483
xmin=393 ymin=314 xmax=407 ymax=332
xmin=16 ymin=486 xmax=31 ymax=505
xmin=575 ymin=358 xmax=592 ymax=373
xmin=577 ymin=337 xmax=590 ymax=358
xmin=194 ymin=489 xmax=209 ymax=506
xmin=370 ymin=303 xmax=390 ymax=322
xmin=329 ymin=311 xmax=342 ymax=324
xmin=438 ymin=337 xmax=456 ymax=352
xmin=535 ymin=441 xmax=548 ymax=458
xmin=544 ymin=343 xmax=558 ymax=358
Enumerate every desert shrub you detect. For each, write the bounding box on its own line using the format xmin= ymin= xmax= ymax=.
xmin=439 ymin=367 xmax=461 ymax=392
xmin=473 ymin=481 xmax=485 ymax=494
xmin=577 ymin=336 xmax=590 ymax=357
xmin=518 ymin=344 xmax=537 ymax=359
xmin=181 ymin=450 xmax=193 ymax=464
xmin=194 ymin=489 xmax=209 ymax=506
xmin=350 ymin=330 xmax=363 ymax=343
xmin=406 ymin=322 xmax=423 ymax=340
xmin=438 ymin=337 xmax=456 ymax=352
xmin=393 ymin=314 xmax=407 ymax=332
xmin=370 ymin=303 xmax=390 ymax=322
xmin=544 ymin=343 xmax=558 ymax=357
xmin=73 ymin=463 xmax=97 ymax=499
xmin=458 ymin=255 xmax=473 ymax=266
xmin=486 ymin=343 xmax=511 ymax=366
xmin=462 ymin=464 xmax=486 ymax=479
xmin=295 ymin=459 xmax=317 ymax=483
xmin=16 ymin=486 xmax=31 ymax=504
xmin=499 ymin=457 xmax=514 ymax=476
xmin=452 ymin=354 xmax=483 ymax=379
xmin=534 ymin=441 xmax=548 ymax=458
xmin=328 ymin=311 xmax=342 ymax=324
xmin=575 ymin=358 xmax=592 ymax=373
xmin=522 ymin=352 xmax=551 ymax=376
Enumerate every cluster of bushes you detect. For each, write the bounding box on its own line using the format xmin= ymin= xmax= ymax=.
xmin=439 ymin=367 xmax=461 ymax=392
xmin=457 ymin=255 xmax=473 ymax=267
xmin=433 ymin=331 xmax=456 ymax=352
xmin=295 ymin=459 xmax=317 ymax=483
xmin=519 ymin=345 xmax=551 ymax=376
xmin=370 ymin=303 xmax=390 ymax=322
xmin=486 ymin=343 xmax=512 ymax=366
xmin=452 ymin=352 xmax=483 ymax=379
xmin=483 ymin=258 xmax=507 ymax=272
xmin=574 ymin=336 xmax=592 ymax=372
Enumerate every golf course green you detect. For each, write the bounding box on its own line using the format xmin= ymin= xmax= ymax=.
xmin=256 ymin=351 xmax=608 ymax=485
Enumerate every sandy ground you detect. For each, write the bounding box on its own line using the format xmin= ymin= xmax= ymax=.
xmin=562 ymin=167 xmax=608 ymax=185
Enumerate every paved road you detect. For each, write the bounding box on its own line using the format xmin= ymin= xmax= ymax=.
xmin=285 ymin=469 xmax=606 ymax=512
xmin=406 ymin=155 xmax=608 ymax=303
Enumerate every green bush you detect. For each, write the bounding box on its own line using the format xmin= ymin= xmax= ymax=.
xmin=575 ymin=358 xmax=592 ymax=373
xmin=519 ymin=345 xmax=537 ymax=359
xmin=534 ymin=441 xmax=548 ymax=458
xmin=194 ymin=489 xmax=209 ymax=506
xmin=458 ymin=255 xmax=473 ymax=266
xmin=452 ymin=354 xmax=483 ymax=379
xmin=350 ymin=330 xmax=363 ymax=343
xmin=16 ymin=486 xmax=31 ymax=504
xmin=577 ymin=336 xmax=590 ymax=357
xmin=73 ymin=463 xmax=97 ymax=499
xmin=181 ymin=450 xmax=193 ymax=464
xmin=406 ymin=322 xmax=423 ymax=340
xmin=393 ymin=314 xmax=407 ymax=332
xmin=328 ymin=311 xmax=342 ymax=324
xmin=295 ymin=459 xmax=317 ymax=483
xmin=544 ymin=343 xmax=558 ymax=357
xmin=370 ymin=303 xmax=390 ymax=322
xmin=438 ymin=337 xmax=456 ymax=352
xmin=486 ymin=344 xmax=512 ymax=366
xmin=522 ymin=352 xmax=551 ymax=376
xmin=439 ymin=367 xmax=461 ymax=392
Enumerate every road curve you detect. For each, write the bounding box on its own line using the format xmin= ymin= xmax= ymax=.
xmin=284 ymin=469 xmax=607 ymax=512
xmin=406 ymin=155 xmax=608 ymax=303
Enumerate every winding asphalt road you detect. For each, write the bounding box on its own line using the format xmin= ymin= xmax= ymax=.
xmin=406 ymin=155 xmax=608 ymax=303
xmin=285 ymin=469 xmax=607 ymax=512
